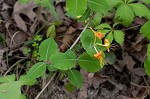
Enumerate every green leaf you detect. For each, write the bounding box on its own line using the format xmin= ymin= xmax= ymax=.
xmin=147 ymin=44 xmax=150 ymax=62
xmin=47 ymin=64 xmax=58 ymax=71
xmin=68 ymin=70 xmax=83 ymax=88
xmin=66 ymin=0 xmax=87 ymax=17
xmin=97 ymin=30 xmax=111 ymax=35
xmin=50 ymin=50 xmax=76 ymax=70
xmin=127 ymin=0 xmax=136 ymax=3
xmin=65 ymin=82 xmax=76 ymax=93
xmin=81 ymin=8 xmax=91 ymax=21
xmin=81 ymin=29 xmax=97 ymax=57
xmin=46 ymin=24 xmax=56 ymax=38
xmin=107 ymin=0 xmax=123 ymax=8
xmin=100 ymin=23 xmax=112 ymax=29
xmin=39 ymin=38 xmax=58 ymax=61
xmin=90 ymin=13 xmax=102 ymax=26
xmin=88 ymin=0 xmax=110 ymax=13
xmin=143 ymin=0 xmax=150 ymax=4
xmin=0 ymin=74 xmax=15 ymax=83
xmin=105 ymin=32 xmax=114 ymax=44
xmin=26 ymin=62 xmax=46 ymax=79
xmin=113 ymin=30 xmax=124 ymax=45
xmin=104 ymin=52 xmax=116 ymax=65
xmin=0 ymin=81 xmax=21 ymax=99
xmin=115 ymin=4 xmax=134 ymax=27
xmin=19 ymin=94 xmax=27 ymax=99
xmin=130 ymin=3 xmax=150 ymax=19
xmin=144 ymin=59 xmax=150 ymax=77
xmin=19 ymin=75 xmax=37 ymax=86
xmin=140 ymin=21 xmax=150 ymax=39
xmin=78 ymin=52 xmax=101 ymax=72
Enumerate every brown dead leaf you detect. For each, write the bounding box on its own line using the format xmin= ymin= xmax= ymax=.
xmin=131 ymin=46 xmax=146 ymax=62
xmin=9 ymin=31 xmax=28 ymax=49
xmin=132 ymin=68 xmax=146 ymax=76
xmin=77 ymin=69 xmax=88 ymax=99
xmin=116 ymin=95 xmax=134 ymax=99
xmin=2 ymin=3 xmax=11 ymax=10
xmin=92 ymin=75 xmax=108 ymax=88
xmin=59 ymin=26 xmax=76 ymax=52
xmin=13 ymin=1 xmax=37 ymax=33
xmin=56 ymin=26 xmax=67 ymax=33
xmin=134 ymin=17 xmax=146 ymax=25
xmin=113 ymin=52 xmax=135 ymax=72
xmin=0 ymin=60 xmax=7 ymax=74
xmin=56 ymin=4 xmax=72 ymax=26
xmin=129 ymin=34 xmax=145 ymax=52
xmin=124 ymin=52 xmax=135 ymax=71
xmin=0 ymin=49 xmax=4 ymax=63
xmin=113 ymin=59 xmax=126 ymax=72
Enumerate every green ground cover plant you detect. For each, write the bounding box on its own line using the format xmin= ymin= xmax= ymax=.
xmin=1 ymin=0 xmax=150 ymax=98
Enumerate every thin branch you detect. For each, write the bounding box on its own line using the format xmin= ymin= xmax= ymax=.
xmin=123 ymin=24 xmax=142 ymax=31
xmin=70 ymin=15 xmax=93 ymax=49
xmin=4 ymin=58 xmax=26 ymax=76
xmin=130 ymin=82 xmax=150 ymax=89
xmin=35 ymin=72 xmax=57 ymax=99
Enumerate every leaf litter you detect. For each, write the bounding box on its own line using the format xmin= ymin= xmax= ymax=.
xmin=0 ymin=0 xmax=150 ymax=99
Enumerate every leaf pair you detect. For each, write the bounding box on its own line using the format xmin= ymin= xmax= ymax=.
xmin=115 ymin=2 xmax=150 ymax=26
xmin=66 ymin=0 xmax=111 ymax=18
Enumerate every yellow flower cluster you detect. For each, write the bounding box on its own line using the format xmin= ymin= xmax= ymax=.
xmin=90 ymin=27 xmax=111 ymax=64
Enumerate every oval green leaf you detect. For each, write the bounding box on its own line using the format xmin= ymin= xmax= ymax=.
xmin=0 ymin=81 xmax=21 ymax=99
xmin=115 ymin=4 xmax=134 ymax=27
xmin=144 ymin=58 xmax=150 ymax=77
xmin=26 ymin=62 xmax=46 ymax=79
xmin=81 ymin=29 xmax=96 ymax=57
xmin=66 ymin=0 xmax=87 ymax=17
xmin=47 ymin=64 xmax=58 ymax=71
xmin=105 ymin=32 xmax=114 ymax=44
xmin=19 ymin=75 xmax=37 ymax=86
xmin=19 ymin=94 xmax=27 ymax=99
xmin=78 ymin=52 xmax=101 ymax=72
xmin=39 ymin=38 xmax=58 ymax=61
xmin=88 ymin=0 xmax=110 ymax=13
xmin=113 ymin=30 xmax=124 ymax=45
xmin=46 ymin=24 xmax=56 ymax=38
xmin=0 ymin=74 xmax=15 ymax=83
xmin=68 ymin=70 xmax=83 ymax=88
xmin=50 ymin=50 xmax=76 ymax=70
xmin=140 ymin=20 xmax=150 ymax=39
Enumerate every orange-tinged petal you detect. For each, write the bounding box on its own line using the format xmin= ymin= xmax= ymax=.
xmin=90 ymin=27 xmax=103 ymax=40
xmin=95 ymin=32 xmax=103 ymax=39
xmin=94 ymin=51 xmax=103 ymax=63
xmin=94 ymin=51 xmax=102 ymax=58
xmin=99 ymin=56 xmax=103 ymax=63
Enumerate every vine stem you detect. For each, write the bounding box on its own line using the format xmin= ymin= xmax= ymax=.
xmin=4 ymin=58 xmax=26 ymax=76
xmin=35 ymin=15 xmax=93 ymax=99
xmin=35 ymin=72 xmax=57 ymax=99
xmin=70 ymin=16 xmax=93 ymax=49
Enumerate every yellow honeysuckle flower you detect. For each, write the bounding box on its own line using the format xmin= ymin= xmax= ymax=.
xmin=96 ymin=39 xmax=110 ymax=52
xmin=102 ymin=39 xmax=110 ymax=52
xmin=89 ymin=27 xmax=103 ymax=40
xmin=94 ymin=51 xmax=103 ymax=64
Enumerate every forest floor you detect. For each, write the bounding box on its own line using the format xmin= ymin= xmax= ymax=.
xmin=0 ymin=0 xmax=150 ymax=99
